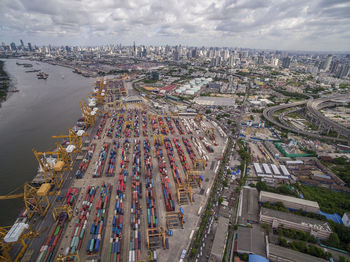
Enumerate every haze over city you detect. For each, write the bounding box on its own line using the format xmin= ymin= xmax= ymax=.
xmin=1 ymin=0 xmax=350 ymax=51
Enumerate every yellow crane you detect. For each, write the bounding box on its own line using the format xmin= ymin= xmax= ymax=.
xmin=194 ymin=158 xmax=206 ymax=170
xmin=0 ymin=224 xmax=40 ymax=262
xmin=80 ymin=100 xmax=96 ymax=127
xmin=53 ymin=205 xmax=73 ymax=221
xmin=32 ymin=143 xmax=73 ymax=190
xmin=52 ymin=129 xmax=87 ymax=154
xmin=56 ymin=253 xmax=80 ymax=262
xmin=0 ymin=183 xmax=51 ymax=219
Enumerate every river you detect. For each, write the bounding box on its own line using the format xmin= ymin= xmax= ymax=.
xmin=0 ymin=59 xmax=94 ymax=225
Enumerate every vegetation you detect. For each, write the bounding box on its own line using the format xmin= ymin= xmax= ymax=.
xmin=143 ymin=79 xmax=158 ymax=84
xmin=275 ymin=228 xmax=317 ymax=243
xmin=0 ymin=60 xmax=10 ymax=99
xmin=272 ymin=88 xmax=309 ymax=99
xmin=297 ymin=184 xmax=350 ymax=215
xmin=256 ymin=181 xmax=298 ymax=197
xmin=190 ymin=138 xmax=233 ymax=257
xmin=321 ymin=157 xmax=350 ymax=186
xmin=205 ymin=109 xmax=212 ymax=114
xmin=278 ymin=237 xmax=331 ymax=259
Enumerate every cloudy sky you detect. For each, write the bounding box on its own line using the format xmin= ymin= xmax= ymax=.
xmin=1 ymin=0 xmax=350 ymax=51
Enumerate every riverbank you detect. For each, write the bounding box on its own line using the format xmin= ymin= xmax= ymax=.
xmin=0 ymin=60 xmax=10 ymax=101
xmin=0 ymin=59 xmax=93 ymax=225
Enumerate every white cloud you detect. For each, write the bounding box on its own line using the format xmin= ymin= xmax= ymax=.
xmin=0 ymin=0 xmax=349 ymax=51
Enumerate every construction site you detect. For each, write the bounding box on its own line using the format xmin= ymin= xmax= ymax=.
xmin=0 ymin=76 xmax=227 ymax=262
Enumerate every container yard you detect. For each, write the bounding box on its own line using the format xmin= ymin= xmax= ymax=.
xmin=3 ymin=77 xmax=228 ymax=262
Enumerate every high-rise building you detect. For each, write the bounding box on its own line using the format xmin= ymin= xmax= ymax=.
xmin=257 ymin=56 xmax=264 ymax=65
xmin=336 ymin=64 xmax=350 ymax=79
xmin=272 ymin=58 xmax=279 ymax=67
xmin=322 ymin=55 xmax=333 ymax=71
xmin=151 ymin=71 xmax=160 ymax=81
xmin=28 ymin=42 xmax=32 ymax=51
xmin=20 ymin=39 xmax=24 ymax=47
xmin=282 ymin=57 xmax=291 ymax=68
xmin=10 ymin=42 xmax=16 ymax=51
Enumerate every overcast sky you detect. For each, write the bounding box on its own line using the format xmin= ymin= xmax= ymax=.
xmin=1 ymin=0 xmax=350 ymax=51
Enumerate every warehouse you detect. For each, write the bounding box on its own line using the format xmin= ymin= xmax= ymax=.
xmin=259 ymin=191 xmax=320 ymax=213
xmin=210 ymin=216 xmax=230 ymax=261
xmin=253 ymin=163 xmax=263 ymax=174
xmin=193 ymin=97 xmax=235 ymax=107
xmin=270 ymin=164 xmax=280 ymax=175
xmin=260 ymin=207 xmax=331 ymax=240
xmin=262 ymin=164 xmax=272 ymax=174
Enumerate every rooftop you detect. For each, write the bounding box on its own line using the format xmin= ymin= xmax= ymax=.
xmin=237 ymin=225 xmax=266 ymax=257
xmin=211 ymin=216 xmax=229 ymax=261
xmin=268 ymin=243 xmax=328 ymax=262
xmin=260 ymin=191 xmax=320 ymax=209
xmin=193 ymin=96 xmax=235 ymax=106
xmin=260 ymin=207 xmax=331 ymax=232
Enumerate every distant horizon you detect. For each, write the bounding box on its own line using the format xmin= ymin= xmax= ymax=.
xmin=1 ymin=0 xmax=349 ymax=54
xmin=2 ymin=41 xmax=350 ymax=55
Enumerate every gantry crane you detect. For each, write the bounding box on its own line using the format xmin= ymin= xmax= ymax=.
xmin=0 ymin=183 xmax=51 ymax=219
xmin=52 ymin=129 xmax=87 ymax=154
xmin=56 ymin=253 xmax=80 ymax=262
xmin=186 ymin=170 xmax=202 ymax=187
xmin=53 ymin=205 xmax=73 ymax=221
xmin=80 ymin=100 xmax=96 ymax=127
xmin=195 ymin=113 xmax=203 ymax=124
xmin=123 ymin=120 xmax=133 ymax=130
xmin=0 ymin=223 xmax=39 ymax=262
xmin=153 ymin=134 xmax=164 ymax=145
xmin=194 ymin=158 xmax=206 ymax=171
xmin=33 ymin=143 xmax=73 ymax=190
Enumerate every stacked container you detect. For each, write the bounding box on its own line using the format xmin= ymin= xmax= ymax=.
xmin=67 ymin=186 xmax=97 ymax=255
xmin=92 ymin=143 xmax=109 ymax=178
xmin=86 ymin=182 xmax=112 ymax=254
xmin=76 ymin=144 xmax=95 ymax=179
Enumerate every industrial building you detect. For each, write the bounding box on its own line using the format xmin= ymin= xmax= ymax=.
xmin=260 ymin=207 xmax=331 ymax=240
xmin=259 ymin=191 xmax=320 ymax=213
xmin=210 ymin=216 xmax=230 ymax=261
xmin=193 ymin=96 xmax=235 ymax=107
xmin=268 ymin=244 xmax=328 ymax=262
xmin=236 ymin=225 xmax=266 ymax=257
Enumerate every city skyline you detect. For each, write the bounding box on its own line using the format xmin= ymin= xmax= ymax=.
xmin=1 ymin=0 xmax=350 ymax=52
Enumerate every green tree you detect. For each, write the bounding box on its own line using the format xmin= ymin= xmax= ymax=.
xmin=327 ymin=232 xmax=340 ymax=247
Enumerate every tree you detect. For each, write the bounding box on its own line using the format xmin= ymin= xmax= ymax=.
xmin=339 ymin=256 xmax=350 ymax=262
xmin=256 ymin=181 xmax=268 ymax=191
xmin=278 ymin=237 xmax=288 ymax=247
xmin=205 ymin=109 xmax=212 ymax=114
xmin=218 ymin=197 xmax=224 ymax=205
xmin=218 ymin=106 xmax=223 ymax=110
xmin=327 ymin=232 xmax=340 ymax=247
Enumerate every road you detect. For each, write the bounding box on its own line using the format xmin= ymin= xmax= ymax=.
xmin=306 ymin=94 xmax=350 ymax=139
xmin=263 ymin=98 xmax=348 ymax=143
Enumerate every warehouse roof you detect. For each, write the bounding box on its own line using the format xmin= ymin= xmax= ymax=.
xmin=260 ymin=191 xmax=320 ymax=209
xmin=237 ymin=225 xmax=266 ymax=257
xmin=268 ymin=244 xmax=328 ymax=262
xmin=211 ymin=216 xmax=229 ymax=260
xmin=260 ymin=208 xmax=331 ymax=232
xmin=193 ymin=97 xmax=235 ymax=106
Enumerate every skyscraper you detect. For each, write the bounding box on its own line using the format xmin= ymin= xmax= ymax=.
xmin=20 ymin=39 xmax=24 ymax=47
xmin=10 ymin=42 xmax=16 ymax=51
xmin=282 ymin=57 xmax=291 ymax=68
xmin=28 ymin=42 xmax=32 ymax=51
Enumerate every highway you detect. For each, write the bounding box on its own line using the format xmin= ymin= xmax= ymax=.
xmin=263 ymin=98 xmax=348 ymax=143
xmin=306 ymin=94 xmax=350 ymax=139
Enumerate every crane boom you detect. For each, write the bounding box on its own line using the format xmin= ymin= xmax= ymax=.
xmin=0 ymin=193 xmax=24 ymax=200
